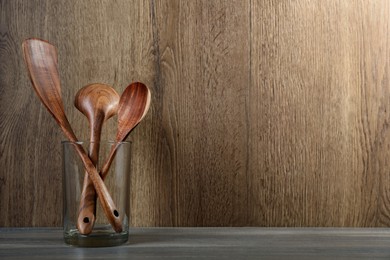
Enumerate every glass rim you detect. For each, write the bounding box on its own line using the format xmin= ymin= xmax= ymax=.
xmin=61 ymin=140 xmax=132 ymax=145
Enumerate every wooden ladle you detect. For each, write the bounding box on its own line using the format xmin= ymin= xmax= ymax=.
xmin=22 ymin=38 xmax=123 ymax=233
xmin=75 ymin=83 xmax=120 ymax=235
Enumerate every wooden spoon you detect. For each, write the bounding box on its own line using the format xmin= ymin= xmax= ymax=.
xmin=100 ymin=82 xmax=151 ymax=179
xmin=75 ymin=83 xmax=120 ymax=235
xmin=22 ymin=38 xmax=123 ymax=233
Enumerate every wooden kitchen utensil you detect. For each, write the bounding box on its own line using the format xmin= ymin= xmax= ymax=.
xmin=22 ymin=38 xmax=123 ymax=233
xmin=75 ymin=83 xmax=120 ymax=235
xmin=100 ymin=82 xmax=151 ymax=179
xmin=77 ymin=82 xmax=151 ymax=231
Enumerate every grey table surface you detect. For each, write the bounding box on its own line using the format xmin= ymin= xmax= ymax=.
xmin=1 ymin=228 xmax=390 ymax=259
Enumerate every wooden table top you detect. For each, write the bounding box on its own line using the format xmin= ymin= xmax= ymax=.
xmin=1 ymin=228 xmax=390 ymax=259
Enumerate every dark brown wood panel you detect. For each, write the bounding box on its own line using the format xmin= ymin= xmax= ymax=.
xmin=1 ymin=0 xmax=390 ymax=227
xmin=153 ymin=0 xmax=250 ymax=226
xmin=249 ymin=0 xmax=390 ymax=226
xmin=0 ymin=0 xmax=63 ymax=227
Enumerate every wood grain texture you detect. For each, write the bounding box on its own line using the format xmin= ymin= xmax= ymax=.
xmin=249 ymin=0 xmax=390 ymax=226
xmin=0 ymin=0 xmax=62 ymax=227
xmin=151 ymin=0 xmax=250 ymax=226
xmin=1 ymin=0 xmax=390 ymax=227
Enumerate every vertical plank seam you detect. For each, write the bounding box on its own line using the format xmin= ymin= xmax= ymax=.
xmin=150 ymin=0 xmax=160 ymax=226
xmin=150 ymin=0 xmax=176 ymax=226
xmin=150 ymin=0 xmax=162 ymax=96
xmin=246 ymin=0 xmax=252 ymax=225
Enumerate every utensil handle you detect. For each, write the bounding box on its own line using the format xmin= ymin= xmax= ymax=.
xmin=100 ymin=143 xmax=119 ymax=180
xmin=72 ymin=141 xmax=123 ymax=233
xmin=77 ymin=173 xmax=97 ymax=234
xmin=77 ymin=140 xmax=118 ymax=235
xmin=61 ymin=124 xmax=122 ymax=233
xmin=77 ymin=139 xmax=100 ymax=235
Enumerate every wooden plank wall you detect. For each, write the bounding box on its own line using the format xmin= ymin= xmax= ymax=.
xmin=1 ymin=0 xmax=390 ymax=227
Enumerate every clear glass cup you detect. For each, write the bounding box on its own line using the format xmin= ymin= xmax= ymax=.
xmin=62 ymin=141 xmax=131 ymax=247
